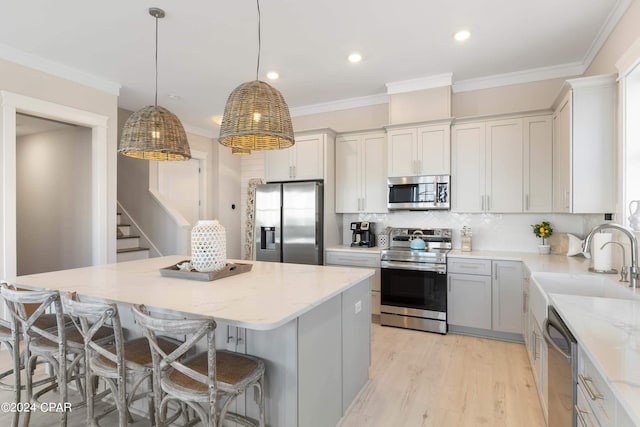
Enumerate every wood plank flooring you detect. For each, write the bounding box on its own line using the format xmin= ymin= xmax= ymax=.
xmin=340 ymin=324 xmax=545 ymax=427
xmin=0 ymin=324 xmax=545 ymax=426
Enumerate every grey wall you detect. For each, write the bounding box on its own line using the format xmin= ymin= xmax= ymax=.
xmin=16 ymin=126 xmax=93 ymax=275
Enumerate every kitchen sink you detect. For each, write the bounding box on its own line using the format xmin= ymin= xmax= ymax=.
xmin=528 ymin=272 xmax=640 ymax=330
xmin=531 ymin=272 xmax=640 ymax=300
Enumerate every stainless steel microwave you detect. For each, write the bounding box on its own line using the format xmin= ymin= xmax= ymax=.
xmin=387 ymin=175 xmax=450 ymax=210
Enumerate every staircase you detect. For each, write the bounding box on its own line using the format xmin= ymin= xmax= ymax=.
xmin=116 ymin=213 xmax=150 ymax=262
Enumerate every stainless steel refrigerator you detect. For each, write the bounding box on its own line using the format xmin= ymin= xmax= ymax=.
xmin=255 ymin=181 xmax=323 ymax=265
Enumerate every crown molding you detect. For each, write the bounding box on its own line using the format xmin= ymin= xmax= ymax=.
xmin=385 ymin=73 xmax=453 ymax=94
xmin=0 ymin=43 xmax=121 ymax=96
xmin=581 ymin=0 xmax=633 ymax=71
xmin=452 ymin=62 xmax=584 ymax=93
xmin=289 ymin=93 xmax=388 ymax=117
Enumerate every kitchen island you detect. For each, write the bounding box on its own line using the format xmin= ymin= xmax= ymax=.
xmin=9 ymin=256 xmax=374 ymax=427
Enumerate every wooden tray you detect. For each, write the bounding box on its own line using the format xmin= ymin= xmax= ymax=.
xmin=160 ymin=260 xmax=252 ymax=282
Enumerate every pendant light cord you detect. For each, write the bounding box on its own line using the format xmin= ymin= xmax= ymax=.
xmin=256 ymin=0 xmax=261 ymax=81
xmin=154 ymin=13 xmax=159 ymax=106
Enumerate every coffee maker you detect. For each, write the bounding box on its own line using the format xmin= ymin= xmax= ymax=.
xmin=350 ymin=222 xmax=376 ymax=247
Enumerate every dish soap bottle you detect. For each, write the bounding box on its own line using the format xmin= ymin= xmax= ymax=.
xmin=461 ymin=226 xmax=472 ymax=252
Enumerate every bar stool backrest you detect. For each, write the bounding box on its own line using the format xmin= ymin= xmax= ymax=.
xmin=61 ymin=293 xmax=124 ymax=375
xmin=132 ymin=304 xmax=218 ymax=421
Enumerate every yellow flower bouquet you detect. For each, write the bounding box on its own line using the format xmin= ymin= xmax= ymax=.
xmin=531 ymin=221 xmax=553 ymax=245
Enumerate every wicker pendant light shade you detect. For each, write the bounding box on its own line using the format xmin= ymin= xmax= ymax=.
xmin=219 ymin=0 xmax=294 ymax=153
xmin=119 ymin=105 xmax=191 ymax=160
xmin=118 ymin=7 xmax=191 ymax=161
xmin=219 ymin=80 xmax=294 ymax=151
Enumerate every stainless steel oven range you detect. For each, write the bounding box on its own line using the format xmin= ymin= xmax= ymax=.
xmin=380 ymin=228 xmax=452 ymax=334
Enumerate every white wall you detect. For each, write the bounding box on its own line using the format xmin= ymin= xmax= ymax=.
xmin=214 ymin=144 xmax=242 ymax=259
xmin=16 ymin=127 xmax=93 ymax=274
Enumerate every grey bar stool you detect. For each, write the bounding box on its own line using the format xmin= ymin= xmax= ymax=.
xmin=132 ymin=304 xmax=265 ymax=427
xmin=61 ymin=292 xmax=180 ymax=426
xmin=1 ymin=284 xmax=114 ymax=427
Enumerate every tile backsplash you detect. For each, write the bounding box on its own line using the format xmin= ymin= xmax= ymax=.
xmin=342 ymin=211 xmax=606 ymax=252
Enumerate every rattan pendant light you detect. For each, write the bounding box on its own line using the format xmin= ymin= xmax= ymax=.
xmin=118 ymin=7 xmax=191 ymax=161
xmin=218 ymin=0 xmax=294 ymax=154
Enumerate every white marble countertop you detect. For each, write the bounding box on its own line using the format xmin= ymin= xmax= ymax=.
xmin=448 ymin=249 xmax=595 ymax=274
xmin=10 ymin=256 xmax=374 ymax=331
xmin=550 ymin=294 xmax=640 ymax=425
xmin=326 ymin=245 xmax=382 ymax=253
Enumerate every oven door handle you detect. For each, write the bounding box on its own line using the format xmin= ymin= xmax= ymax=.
xmin=381 ymin=261 xmax=446 ymax=273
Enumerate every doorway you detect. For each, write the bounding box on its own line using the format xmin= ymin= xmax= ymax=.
xmin=15 ymin=114 xmax=93 ymax=275
xmin=0 ymin=91 xmax=110 ymax=282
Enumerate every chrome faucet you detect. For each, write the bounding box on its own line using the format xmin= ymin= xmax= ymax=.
xmin=583 ymin=223 xmax=638 ymax=289
xmin=600 ymin=241 xmax=629 ymax=282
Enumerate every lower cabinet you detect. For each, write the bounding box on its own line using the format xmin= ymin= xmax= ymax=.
xmin=447 ymin=257 xmax=523 ymax=337
xmin=577 ymin=346 xmax=634 ymax=427
xmin=528 ymin=311 xmax=548 ymax=421
xmin=325 ymin=249 xmax=381 ymax=318
xmin=447 ymin=272 xmax=492 ymax=329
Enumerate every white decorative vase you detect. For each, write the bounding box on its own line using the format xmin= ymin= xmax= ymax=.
xmin=191 ymin=220 xmax=226 ymax=272
xmin=538 ymin=244 xmax=551 ymax=255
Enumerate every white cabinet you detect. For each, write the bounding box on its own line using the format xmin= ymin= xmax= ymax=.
xmin=523 ymin=116 xmax=553 ymax=212
xmin=452 ymin=115 xmax=552 ymax=213
xmin=492 ymin=260 xmax=523 ymax=334
xmin=336 ymin=131 xmax=387 ymax=213
xmin=447 ymin=258 xmax=524 ymax=337
xmin=452 ymin=118 xmax=523 ymax=213
xmin=529 ymin=312 xmax=548 ymax=420
xmin=264 ymin=132 xmax=327 ymax=182
xmin=552 ymin=74 xmax=616 ymax=213
xmin=447 ymin=258 xmax=492 ymax=329
xmin=325 ymin=249 xmax=381 ymax=317
xmin=386 ymin=120 xmax=451 ymax=177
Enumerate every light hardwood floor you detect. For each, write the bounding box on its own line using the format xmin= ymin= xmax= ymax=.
xmin=341 ymin=324 xmax=546 ymax=427
xmin=0 ymin=324 xmax=545 ymax=426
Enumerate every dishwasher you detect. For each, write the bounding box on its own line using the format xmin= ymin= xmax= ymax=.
xmin=544 ymin=306 xmax=578 ymax=427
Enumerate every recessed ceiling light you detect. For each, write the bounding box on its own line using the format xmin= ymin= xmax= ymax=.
xmin=348 ymin=53 xmax=362 ymax=63
xmin=267 ymin=71 xmax=279 ymax=80
xmin=168 ymin=93 xmax=181 ymax=100
xmin=454 ymin=30 xmax=471 ymax=42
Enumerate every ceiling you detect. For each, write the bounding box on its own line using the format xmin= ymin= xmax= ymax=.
xmin=0 ymin=0 xmax=630 ymax=135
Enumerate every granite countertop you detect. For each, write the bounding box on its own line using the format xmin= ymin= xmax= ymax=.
xmin=10 ymin=255 xmax=374 ymax=331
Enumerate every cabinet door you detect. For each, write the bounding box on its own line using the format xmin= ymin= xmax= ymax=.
xmin=387 ymin=128 xmax=417 ymax=177
xmin=362 ymin=133 xmax=388 ymax=213
xmin=293 ymin=134 xmax=324 ymax=180
xmin=553 ymin=94 xmax=571 ymax=212
xmin=335 ymin=135 xmax=361 ymax=213
xmin=264 ymin=147 xmax=293 ymax=182
xmin=447 ymin=273 xmax=492 ymax=329
xmin=451 ymin=122 xmax=486 ymax=212
xmin=417 ymin=125 xmax=450 ymax=175
xmin=492 ymin=260 xmax=523 ymax=334
xmin=524 ymin=116 xmax=553 ymax=212
xmin=485 ymin=119 xmax=523 ymax=213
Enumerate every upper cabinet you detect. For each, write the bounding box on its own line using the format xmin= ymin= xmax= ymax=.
xmin=552 ymin=74 xmax=616 ymax=213
xmin=523 ymin=116 xmax=553 ymax=212
xmin=265 ymin=131 xmax=333 ymax=182
xmin=335 ymin=130 xmax=387 ymax=213
xmin=452 ymin=114 xmax=552 ymax=213
xmin=386 ymin=120 xmax=451 ymax=177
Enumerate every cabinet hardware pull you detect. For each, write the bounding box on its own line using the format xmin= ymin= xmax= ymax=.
xmin=575 ymin=405 xmax=590 ymax=427
xmin=293 ymin=165 xmax=296 ymax=178
xmin=579 ymin=374 xmax=604 ymax=401
xmin=227 ymin=325 xmax=235 ymax=344
xmin=494 ymin=267 xmax=498 ymax=280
